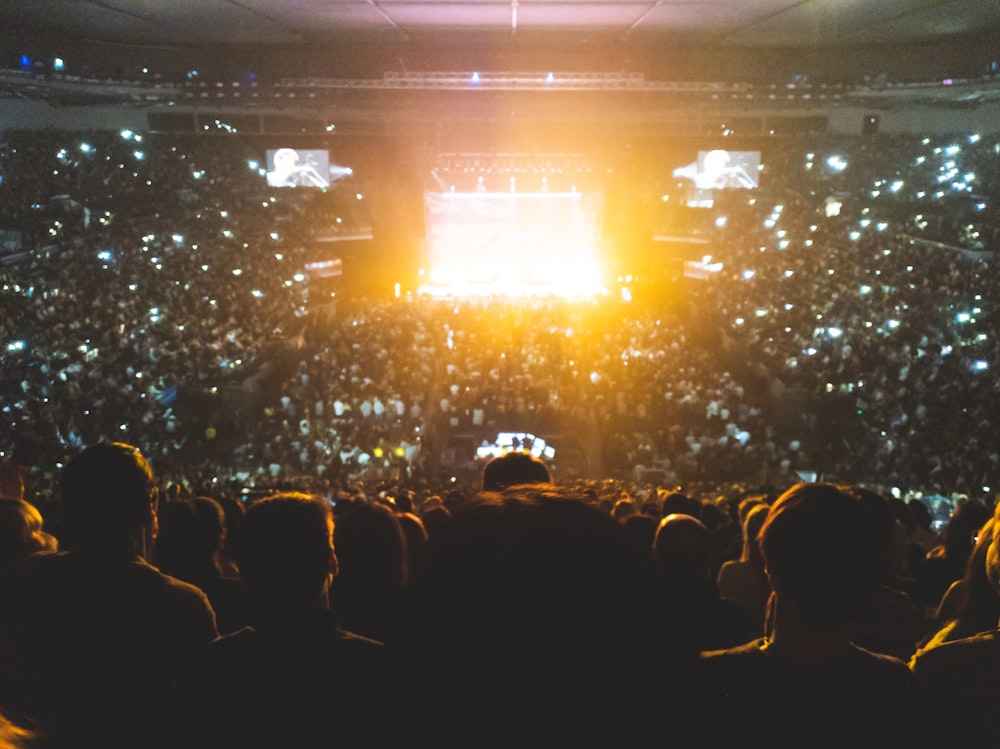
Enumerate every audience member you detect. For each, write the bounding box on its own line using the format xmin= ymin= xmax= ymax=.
xmin=716 ymin=501 xmax=771 ymax=633
xmin=0 ymin=442 xmax=218 ymax=749
xmin=328 ymin=502 xmax=407 ymax=641
xmin=184 ymin=492 xmax=384 ymax=749
xmin=0 ymin=499 xmax=57 ymax=598
xmin=915 ymin=499 xmax=992 ymax=615
xmin=845 ymin=486 xmax=925 ymax=660
xmin=700 ymin=483 xmax=920 ymax=748
xmin=910 ymin=499 xmax=1000 ymax=747
xmin=917 ymin=516 xmax=1000 ymax=652
xmin=481 ymin=452 xmax=552 ymax=492
xmin=394 ymin=511 xmax=428 ymax=577
xmin=388 ymin=486 xmax=695 ymax=748
xmin=152 ymin=496 xmax=254 ymax=634
xmin=654 ymin=512 xmax=756 ymax=650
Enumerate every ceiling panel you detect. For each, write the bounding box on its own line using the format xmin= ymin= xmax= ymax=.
xmin=517 ymin=3 xmax=651 ymax=28
xmin=5 ymin=0 xmax=167 ymax=42
xmin=382 ymin=3 xmax=515 ymax=27
xmin=238 ymin=0 xmax=396 ymax=30
xmin=636 ymin=2 xmax=768 ymax=32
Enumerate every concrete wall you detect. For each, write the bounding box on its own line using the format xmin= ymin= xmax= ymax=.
xmin=0 ymin=99 xmax=148 ymax=132
xmin=825 ymin=102 xmax=1000 ymax=136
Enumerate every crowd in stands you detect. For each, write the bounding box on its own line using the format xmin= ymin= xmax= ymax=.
xmin=1 ymin=128 xmax=999 ymax=510
xmin=2 ymin=125 xmax=1000 ymax=743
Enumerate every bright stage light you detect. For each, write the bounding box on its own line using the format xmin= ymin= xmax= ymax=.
xmin=419 ymin=189 xmax=607 ymax=298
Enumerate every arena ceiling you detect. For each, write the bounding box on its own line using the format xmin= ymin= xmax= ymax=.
xmin=6 ymin=0 xmax=1000 ymax=50
xmin=4 ymin=0 xmax=1000 ymax=89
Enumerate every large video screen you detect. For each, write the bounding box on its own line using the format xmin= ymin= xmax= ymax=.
xmin=422 ymin=191 xmax=604 ymax=295
xmin=673 ymin=150 xmax=761 ymax=190
xmin=265 ymin=148 xmax=331 ymax=188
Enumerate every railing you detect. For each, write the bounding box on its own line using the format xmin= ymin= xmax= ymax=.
xmin=3 ymin=66 xmax=999 ymax=108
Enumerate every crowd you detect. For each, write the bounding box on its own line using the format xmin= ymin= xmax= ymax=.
xmin=0 ymin=443 xmax=998 ymax=746
xmin=2 ymin=123 xmax=1000 ymax=742
xmin=1 ymin=129 xmax=999 ymax=511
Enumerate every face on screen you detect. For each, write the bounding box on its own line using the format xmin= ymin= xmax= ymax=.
xmin=673 ymin=150 xmax=761 ymax=191
xmin=265 ymin=148 xmax=331 ymax=188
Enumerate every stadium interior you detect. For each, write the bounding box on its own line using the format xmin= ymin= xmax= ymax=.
xmin=7 ymin=7 xmax=1000 ymax=748
xmin=3 ymin=3 xmax=1000 ymax=492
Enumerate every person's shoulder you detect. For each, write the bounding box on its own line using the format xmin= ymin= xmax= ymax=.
xmin=716 ymin=559 xmax=743 ymax=579
xmin=851 ymin=642 xmax=911 ymax=666
xmin=908 ymin=630 xmax=1000 ymax=746
xmin=336 ymin=626 xmax=384 ymax=650
xmin=848 ymin=643 xmax=914 ymax=683
xmin=195 ymin=572 xmax=248 ymax=601
xmin=17 ymin=549 xmax=70 ymax=570
xmin=305 ymin=610 xmax=384 ymax=652
xmin=134 ymin=559 xmax=210 ymax=599
xmin=6 ymin=550 xmax=71 ymax=599
xmin=919 ymin=628 xmax=1000 ymax=654
xmin=910 ymin=629 xmax=1000 ymax=676
xmin=130 ymin=560 xmax=218 ymax=631
xmin=871 ymin=580 xmax=918 ymax=608
xmin=206 ymin=626 xmax=258 ymax=661
xmin=699 ymin=638 xmax=767 ymax=682
xmin=700 ymin=637 xmax=765 ymax=661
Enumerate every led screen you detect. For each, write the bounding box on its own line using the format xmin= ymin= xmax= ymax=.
xmin=422 ymin=190 xmax=604 ymax=295
xmin=265 ymin=148 xmax=331 ymax=188
xmin=673 ymin=150 xmax=761 ymax=190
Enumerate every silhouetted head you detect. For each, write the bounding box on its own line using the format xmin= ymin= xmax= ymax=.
xmin=420 ymin=505 xmax=451 ymax=537
xmin=152 ymin=500 xmax=199 ymax=578
xmin=654 ymin=513 xmax=712 ymax=585
xmin=741 ymin=503 xmax=769 ymax=564
xmin=189 ymin=497 xmax=227 ymax=560
xmin=395 ymin=511 xmax=428 ymax=576
xmin=943 ymin=500 xmax=991 ymax=561
xmin=660 ymin=490 xmax=700 ymax=519
xmin=612 ymin=497 xmax=637 ymax=522
xmin=235 ymin=492 xmax=336 ymax=607
xmin=760 ymin=483 xmax=880 ymax=630
xmin=981 ymin=504 xmax=1000 ymax=595
xmin=152 ymin=496 xmax=227 ymax=580
xmin=481 ymin=452 xmax=551 ymax=492
xmin=60 ymin=442 xmax=157 ymax=555
xmin=333 ymin=502 xmax=407 ymax=591
xmin=0 ymin=499 xmax=56 ymax=577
